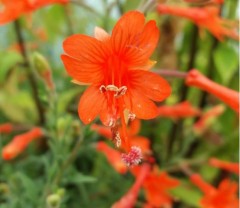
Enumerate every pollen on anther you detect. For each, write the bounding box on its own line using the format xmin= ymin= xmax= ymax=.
xmin=121 ymin=146 xmax=142 ymax=167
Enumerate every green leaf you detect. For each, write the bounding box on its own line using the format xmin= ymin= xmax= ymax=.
xmin=0 ymin=51 xmax=23 ymax=83
xmin=170 ymin=180 xmax=202 ymax=207
xmin=213 ymin=43 xmax=238 ymax=84
xmin=64 ymin=173 xmax=97 ymax=184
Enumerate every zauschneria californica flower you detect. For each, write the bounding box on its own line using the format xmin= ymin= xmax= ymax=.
xmin=61 ymin=11 xmax=171 ymax=166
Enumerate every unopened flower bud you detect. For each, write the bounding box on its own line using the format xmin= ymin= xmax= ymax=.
xmin=32 ymin=52 xmax=54 ymax=90
xmin=56 ymin=188 xmax=65 ymax=198
xmin=46 ymin=194 xmax=61 ymax=208
xmin=0 ymin=183 xmax=9 ymax=196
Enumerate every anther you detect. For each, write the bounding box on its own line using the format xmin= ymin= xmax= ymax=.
xmin=99 ymin=85 xmax=107 ymax=93
xmin=128 ymin=112 xmax=136 ymax=121
xmin=114 ymin=86 xmax=127 ymax=98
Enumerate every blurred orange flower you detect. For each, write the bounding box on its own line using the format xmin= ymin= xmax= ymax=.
xmin=2 ymin=127 xmax=44 ymax=160
xmin=190 ymin=174 xmax=239 ymax=208
xmin=0 ymin=0 xmax=68 ymax=25
xmin=194 ymin=104 xmax=225 ymax=134
xmin=97 ymin=141 xmax=127 ymax=174
xmin=158 ymin=101 xmax=201 ymax=119
xmin=209 ymin=158 xmax=239 ymax=175
xmin=112 ymin=163 xmax=151 ymax=208
xmin=62 ymin=11 xmax=170 ymax=164
xmin=142 ymin=169 xmax=180 ymax=207
xmin=157 ymin=5 xmax=239 ymax=41
xmin=186 ymin=69 xmax=239 ymax=112
xmin=0 ymin=123 xmax=13 ymax=134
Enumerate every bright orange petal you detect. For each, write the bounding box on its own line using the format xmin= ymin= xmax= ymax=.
xmin=124 ymin=90 xmax=158 ymax=119
xmin=111 ymin=11 xmax=159 ymax=68
xmin=61 ymin=55 xmax=103 ymax=84
xmin=129 ymin=70 xmax=171 ymax=102
xmin=78 ymin=85 xmax=106 ymax=124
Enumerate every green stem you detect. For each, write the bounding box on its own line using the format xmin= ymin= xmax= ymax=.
xmin=13 ymin=20 xmax=45 ymax=125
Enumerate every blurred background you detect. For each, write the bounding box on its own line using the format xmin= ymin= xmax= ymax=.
xmin=0 ymin=0 xmax=239 ymax=207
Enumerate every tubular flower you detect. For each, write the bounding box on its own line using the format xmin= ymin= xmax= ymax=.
xmin=0 ymin=0 xmax=68 ymax=25
xmin=158 ymin=101 xmax=201 ymax=119
xmin=209 ymin=158 xmax=239 ymax=175
xmin=112 ymin=163 xmax=151 ymax=208
xmin=97 ymin=141 xmax=128 ymax=174
xmin=157 ymin=5 xmax=239 ymax=41
xmin=62 ymin=11 xmax=171 ymax=165
xmin=2 ymin=127 xmax=44 ymax=160
xmin=184 ymin=0 xmax=224 ymax=4
xmin=190 ymin=174 xmax=239 ymax=208
xmin=142 ymin=169 xmax=180 ymax=207
xmin=186 ymin=69 xmax=239 ymax=112
xmin=0 ymin=123 xmax=13 ymax=134
xmin=193 ymin=104 xmax=225 ymax=134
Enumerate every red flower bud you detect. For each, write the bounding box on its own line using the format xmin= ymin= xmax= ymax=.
xmin=209 ymin=158 xmax=239 ymax=174
xmin=2 ymin=127 xmax=44 ymax=160
xmin=186 ymin=70 xmax=239 ymax=112
xmin=0 ymin=123 xmax=13 ymax=134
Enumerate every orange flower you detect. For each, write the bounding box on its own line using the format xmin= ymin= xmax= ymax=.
xmin=62 ymin=11 xmax=171 ymax=164
xmin=209 ymin=158 xmax=239 ymax=175
xmin=112 ymin=163 xmax=151 ymax=208
xmin=97 ymin=141 xmax=127 ymax=174
xmin=186 ymin=69 xmax=239 ymax=112
xmin=157 ymin=5 xmax=239 ymax=41
xmin=0 ymin=123 xmax=13 ymax=134
xmin=141 ymin=168 xmax=180 ymax=207
xmin=91 ymin=119 xmax=151 ymax=157
xmin=2 ymin=127 xmax=43 ymax=160
xmin=0 ymin=0 xmax=68 ymax=25
xmin=184 ymin=0 xmax=224 ymax=4
xmin=194 ymin=104 xmax=225 ymax=134
xmin=158 ymin=101 xmax=201 ymax=119
xmin=190 ymin=174 xmax=239 ymax=208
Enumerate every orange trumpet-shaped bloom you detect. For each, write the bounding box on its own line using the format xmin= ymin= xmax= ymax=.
xmin=142 ymin=170 xmax=180 ymax=207
xmin=62 ymin=11 xmax=171 ymax=162
xmin=186 ymin=69 xmax=239 ymax=112
xmin=209 ymin=158 xmax=239 ymax=175
xmin=112 ymin=163 xmax=151 ymax=208
xmin=2 ymin=127 xmax=44 ymax=160
xmin=0 ymin=123 xmax=13 ymax=134
xmin=190 ymin=174 xmax=239 ymax=208
xmin=158 ymin=101 xmax=201 ymax=119
xmin=194 ymin=104 xmax=225 ymax=134
xmin=97 ymin=141 xmax=127 ymax=174
xmin=0 ymin=0 xmax=68 ymax=25
xmin=157 ymin=5 xmax=239 ymax=41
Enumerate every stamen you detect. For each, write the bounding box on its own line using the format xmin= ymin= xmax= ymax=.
xmin=128 ymin=112 xmax=136 ymax=121
xmin=99 ymin=85 xmax=127 ymax=98
xmin=121 ymin=146 xmax=142 ymax=167
xmin=107 ymin=118 xmax=116 ymax=127
xmin=99 ymin=85 xmax=107 ymax=93
xmin=114 ymin=86 xmax=127 ymax=98
xmin=111 ymin=127 xmax=122 ymax=148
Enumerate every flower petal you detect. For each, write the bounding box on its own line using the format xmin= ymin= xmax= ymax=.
xmin=61 ymin=55 xmax=103 ymax=84
xmin=129 ymin=70 xmax=171 ymax=102
xmin=78 ymin=85 xmax=106 ymax=124
xmin=111 ymin=11 xmax=145 ymax=54
xmin=111 ymin=11 xmax=159 ymax=68
xmin=94 ymin=26 xmax=110 ymax=41
xmin=124 ymin=90 xmax=158 ymax=119
xmin=63 ymin=34 xmax=108 ymax=63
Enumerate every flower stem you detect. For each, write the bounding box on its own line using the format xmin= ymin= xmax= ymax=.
xmin=166 ymin=24 xmax=199 ymax=160
xmin=154 ymin=69 xmax=187 ymax=78
xmin=13 ymin=19 xmax=45 ymax=125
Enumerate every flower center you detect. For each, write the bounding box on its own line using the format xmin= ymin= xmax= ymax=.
xmin=99 ymin=85 xmax=127 ymax=98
